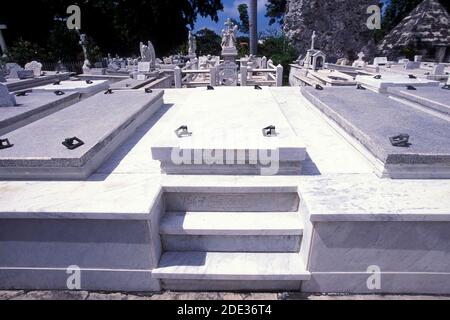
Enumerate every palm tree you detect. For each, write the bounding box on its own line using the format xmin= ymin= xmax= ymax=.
xmin=249 ymin=0 xmax=257 ymax=55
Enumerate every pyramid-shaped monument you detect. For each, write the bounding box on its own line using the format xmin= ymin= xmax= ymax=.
xmin=378 ymin=0 xmax=450 ymax=62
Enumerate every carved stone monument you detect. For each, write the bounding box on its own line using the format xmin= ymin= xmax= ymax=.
xmin=24 ymin=61 xmax=43 ymax=77
xmin=134 ymin=41 xmax=158 ymax=80
xmin=221 ymin=18 xmax=238 ymax=62
xmin=188 ymin=31 xmax=197 ymax=59
xmin=6 ymin=63 xmax=23 ymax=78
xmin=0 ymin=83 xmax=16 ymax=107
xmin=79 ymin=33 xmax=90 ymax=70
xmin=352 ymin=52 xmax=367 ymax=68
xmin=139 ymin=41 xmax=156 ymax=69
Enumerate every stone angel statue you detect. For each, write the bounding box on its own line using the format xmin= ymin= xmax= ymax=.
xmin=139 ymin=41 xmax=156 ymax=68
xmin=221 ymin=19 xmax=238 ymax=49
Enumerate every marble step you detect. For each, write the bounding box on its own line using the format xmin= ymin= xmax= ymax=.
xmin=161 ymin=234 xmax=302 ymax=252
xmin=160 ymin=211 xmax=303 ymax=252
xmin=164 ymin=192 xmax=300 ymax=212
xmin=152 ymin=252 xmax=311 ymax=281
xmin=160 ymin=212 xmax=304 ymax=236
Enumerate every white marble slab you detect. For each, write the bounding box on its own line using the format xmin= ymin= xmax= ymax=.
xmin=160 ymin=211 xmax=303 ymax=236
xmin=32 ymin=80 xmax=109 ymax=95
xmin=356 ymin=74 xmax=440 ymax=93
xmin=152 ymin=252 xmax=310 ymax=281
xmin=298 ymin=174 xmax=450 ymax=221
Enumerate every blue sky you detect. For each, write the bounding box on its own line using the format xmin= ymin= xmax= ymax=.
xmin=193 ymin=0 xmax=279 ymax=35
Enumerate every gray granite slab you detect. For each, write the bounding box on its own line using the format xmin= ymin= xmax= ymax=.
xmin=388 ymin=86 xmax=450 ymax=115
xmin=5 ymin=72 xmax=72 ymax=92
xmin=0 ymin=91 xmax=80 ymax=135
xmin=301 ymin=86 xmax=450 ymax=166
xmin=110 ymin=77 xmax=157 ymax=90
xmin=0 ymin=90 xmax=164 ymax=179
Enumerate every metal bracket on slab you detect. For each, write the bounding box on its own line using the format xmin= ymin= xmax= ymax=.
xmin=54 ymin=90 xmax=65 ymax=96
xmin=389 ymin=134 xmax=410 ymax=147
xmin=86 ymin=80 xmax=93 ymax=84
xmin=315 ymin=84 xmax=323 ymax=90
xmin=254 ymin=85 xmax=262 ymax=90
xmin=53 ymin=81 xmax=61 ymax=85
xmin=207 ymin=85 xmax=214 ymax=91
xmin=262 ymin=125 xmax=277 ymax=137
xmin=406 ymin=85 xmax=417 ymax=90
xmin=145 ymin=88 xmax=153 ymax=93
xmin=408 ymin=74 xmax=417 ymax=79
xmin=104 ymin=89 xmax=113 ymax=94
xmin=0 ymin=138 xmax=13 ymax=150
xmin=442 ymin=85 xmax=450 ymax=90
xmin=175 ymin=126 xmax=192 ymax=138
xmin=374 ymin=75 xmax=382 ymax=79
xmin=356 ymin=84 xmax=366 ymax=90
xmin=62 ymin=137 xmax=85 ymax=150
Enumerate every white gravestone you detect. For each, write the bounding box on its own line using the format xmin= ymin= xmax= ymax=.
xmin=138 ymin=61 xmax=151 ymax=73
xmin=432 ymin=64 xmax=445 ymax=76
xmin=352 ymin=52 xmax=366 ymax=68
xmin=24 ymin=61 xmax=43 ymax=77
xmin=0 ymin=83 xmax=16 ymax=107
xmin=404 ymin=61 xmax=420 ymax=69
xmin=6 ymin=63 xmax=23 ymax=78
xmin=373 ymin=57 xmax=388 ymax=66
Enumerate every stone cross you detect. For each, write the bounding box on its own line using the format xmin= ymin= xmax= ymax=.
xmin=0 ymin=24 xmax=8 ymax=55
xmin=311 ymin=31 xmax=316 ymax=50
xmin=357 ymin=52 xmax=365 ymax=61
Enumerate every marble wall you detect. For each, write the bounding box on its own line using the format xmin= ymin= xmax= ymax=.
xmin=0 ymin=218 xmax=161 ymax=291
xmin=302 ymin=221 xmax=450 ymax=294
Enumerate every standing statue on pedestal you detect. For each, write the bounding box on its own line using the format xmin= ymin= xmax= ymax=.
xmin=79 ymin=33 xmax=91 ymax=73
xmin=221 ymin=18 xmax=238 ymax=49
xmin=140 ymin=41 xmax=156 ymax=69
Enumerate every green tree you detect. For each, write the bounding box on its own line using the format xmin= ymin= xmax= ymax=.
xmin=0 ymin=0 xmax=223 ymax=61
xmin=265 ymin=0 xmax=287 ymax=25
xmin=5 ymin=39 xmax=50 ymax=66
xmin=195 ymin=28 xmax=222 ymax=56
xmin=237 ymin=4 xmax=250 ymax=34
xmin=259 ymin=35 xmax=297 ymax=84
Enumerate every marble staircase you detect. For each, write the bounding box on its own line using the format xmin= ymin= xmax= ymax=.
xmin=152 ymin=190 xmax=311 ymax=291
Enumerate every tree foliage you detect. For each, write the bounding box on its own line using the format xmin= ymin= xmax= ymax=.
xmin=265 ymin=0 xmax=287 ymax=25
xmin=0 ymin=0 xmax=223 ymax=62
xmin=237 ymin=4 xmax=250 ymax=34
xmin=259 ymin=35 xmax=297 ymax=84
xmin=195 ymin=28 xmax=222 ymax=56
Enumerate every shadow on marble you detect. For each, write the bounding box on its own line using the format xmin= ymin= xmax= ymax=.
xmin=89 ymin=103 xmax=175 ymax=181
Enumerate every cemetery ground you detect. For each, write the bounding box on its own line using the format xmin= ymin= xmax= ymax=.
xmin=1 ymin=290 xmax=449 ymax=300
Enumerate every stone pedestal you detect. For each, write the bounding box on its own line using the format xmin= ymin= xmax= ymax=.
xmin=217 ymin=61 xmax=238 ymax=86
xmin=222 ymin=47 xmax=238 ymax=64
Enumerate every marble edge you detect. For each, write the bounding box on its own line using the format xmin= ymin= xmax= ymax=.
xmin=308 ymin=212 xmax=450 ymax=222
xmin=0 ymin=211 xmax=152 ymax=220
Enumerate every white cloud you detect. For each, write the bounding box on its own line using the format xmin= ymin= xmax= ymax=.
xmin=223 ymin=0 xmax=268 ymax=18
